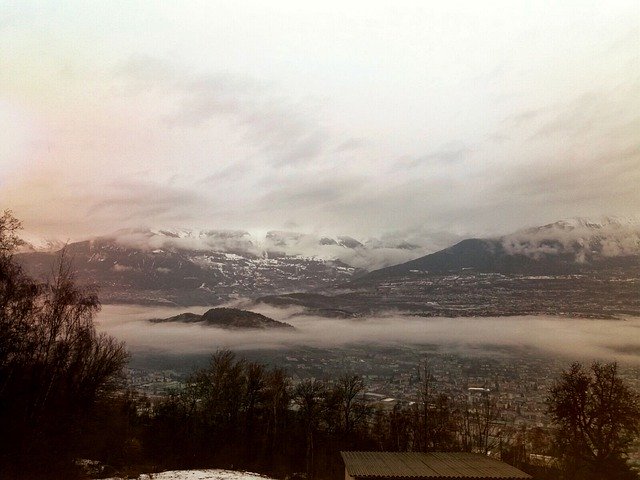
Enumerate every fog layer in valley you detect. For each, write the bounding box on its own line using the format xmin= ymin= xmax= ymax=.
xmin=96 ymin=304 xmax=640 ymax=364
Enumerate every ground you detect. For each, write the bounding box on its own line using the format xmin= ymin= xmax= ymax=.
xmin=103 ymin=469 xmax=275 ymax=480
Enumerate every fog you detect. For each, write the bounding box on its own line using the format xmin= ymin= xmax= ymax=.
xmin=95 ymin=304 xmax=640 ymax=364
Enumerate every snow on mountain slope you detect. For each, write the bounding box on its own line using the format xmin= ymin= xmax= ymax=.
xmin=17 ymin=220 xmax=464 ymax=271
xmin=15 ymin=233 xmax=67 ymax=253
xmin=98 ymin=228 xmax=437 ymax=270
xmin=361 ymin=216 xmax=640 ymax=282
xmin=501 ymin=216 xmax=640 ymax=262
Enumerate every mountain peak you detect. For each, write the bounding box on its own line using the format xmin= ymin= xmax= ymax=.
xmin=503 ymin=215 xmax=640 ymax=261
xmin=525 ymin=215 xmax=640 ymax=233
xmin=362 ymin=216 xmax=640 ymax=281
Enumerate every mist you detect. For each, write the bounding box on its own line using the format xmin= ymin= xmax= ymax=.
xmin=103 ymin=227 xmax=454 ymax=271
xmin=95 ymin=304 xmax=640 ymax=364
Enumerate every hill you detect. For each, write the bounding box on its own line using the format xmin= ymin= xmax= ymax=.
xmin=150 ymin=307 xmax=294 ymax=330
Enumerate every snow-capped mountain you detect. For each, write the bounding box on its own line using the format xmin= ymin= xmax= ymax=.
xmin=15 ymin=233 xmax=67 ymax=253
xmin=17 ymin=216 xmax=639 ymax=307
xmin=17 ymin=223 xmax=463 ymax=271
xmin=16 ymin=236 xmax=355 ymax=305
xmin=91 ymin=227 xmax=435 ymax=270
xmin=363 ymin=216 xmax=640 ymax=281
xmin=501 ymin=216 xmax=640 ymax=262
xmin=14 ymin=227 xmax=439 ymax=304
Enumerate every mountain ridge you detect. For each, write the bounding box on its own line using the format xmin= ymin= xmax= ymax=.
xmin=14 ymin=216 xmax=640 ymax=310
xmin=362 ymin=216 xmax=640 ymax=281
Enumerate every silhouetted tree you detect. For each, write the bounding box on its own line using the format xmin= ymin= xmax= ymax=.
xmin=460 ymin=395 xmax=500 ymax=454
xmin=548 ymin=362 xmax=640 ymax=480
xmin=334 ymin=373 xmax=368 ymax=435
xmin=263 ymin=367 xmax=291 ymax=472
xmin=293 ymin=379 xmax=327 ymax=479
xmin=0 ymin=211 xmax=128 ymax=478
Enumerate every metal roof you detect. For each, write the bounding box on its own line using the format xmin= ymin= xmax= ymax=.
xmin=341 ymin=452 xmax=531 ymax=479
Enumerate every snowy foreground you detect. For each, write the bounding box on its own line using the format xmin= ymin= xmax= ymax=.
xmin=103 ymin=469 xmax=276 ymax=480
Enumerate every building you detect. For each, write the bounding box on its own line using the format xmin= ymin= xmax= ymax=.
xmin=467 ymin=387 xmax=491 ymax=403
xmin=341 ymin=451 xmax=531 ymax=480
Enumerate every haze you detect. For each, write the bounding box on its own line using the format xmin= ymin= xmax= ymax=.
xmin=96 ymin=305 xmax=640 ymax=365
xmin=1 ymin=1 xmax=639 ymax=241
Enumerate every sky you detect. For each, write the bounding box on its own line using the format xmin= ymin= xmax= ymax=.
xmin=1 ymin=1 xmax=639 ymax=242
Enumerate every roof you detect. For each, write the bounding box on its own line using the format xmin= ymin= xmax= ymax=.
xmin=341 ymin=452 xmax=531 ymax=480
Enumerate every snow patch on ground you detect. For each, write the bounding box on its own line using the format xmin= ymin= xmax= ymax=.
xmin=103 ymin=469 xmax=276 ymax=480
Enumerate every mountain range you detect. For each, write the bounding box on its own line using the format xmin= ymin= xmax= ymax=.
xmin=15 ymin=216 xmax=640 ymax=315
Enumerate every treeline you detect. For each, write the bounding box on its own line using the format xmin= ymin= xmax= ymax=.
xmin=74 ymin=351 xmax=640 ymax=480
xmin=128 ymin=350 xmax=512 ymax=479
xmin=62 ymin=350 xmax=490 ymax=478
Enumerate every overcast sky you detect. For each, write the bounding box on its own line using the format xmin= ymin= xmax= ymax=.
xmin=1 ymin=1 xmax=638 ymax=241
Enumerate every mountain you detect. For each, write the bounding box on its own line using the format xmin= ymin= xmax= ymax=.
xmin=500 ymin=216 xmax=640 ymax=261
xmin=362 ymin=216 xmax=640 ymax=280
xmin=16 ymin=233 xmax=67 ymax=253
xmin=14 ymin=226 xmax=458 ymax=304
xmin=150 ymin=307 xmax=294 ymax=330
xmin=266 ymin=217 xmax=640 ymax=319
xmin=16 ymin=233 xmax=356 ymax=305
xmin=15 ymin=217 xmax=639 ymax=316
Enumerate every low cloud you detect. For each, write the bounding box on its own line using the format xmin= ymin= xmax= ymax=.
xmin=109 ymin=228 xmax=257 ymax=255
xmin=96 ymin=304 xmax=640 ymax=365
xmin=501 ymin=216 xmax=640 ymax=260
xmin=100 ymin=225 xmax=462 ymax=270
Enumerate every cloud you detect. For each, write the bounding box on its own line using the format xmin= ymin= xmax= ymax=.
xmin=2 ymin=6 xmax=639 ymax=241
xmin=116 ymin=55 xmax=337 ymax=167
xmin=500 ymin=216 xmax=640 ymax=260
xmin=424 ymin=145 xmax=471 ymax=164
xmin=96 ymin=304 xmax=640 ymax=365
xmin=87 ymin=181 xmax=205 ymax=223
xmin=201 ymin=164 xmax=252 ymax=184
xmin=1 ymin=175 xmax=207 ymax=239
xmin=102 ymin=226 xmax=444 ymax=271
xmin=259 ymin=175 xmax=360 ymax=210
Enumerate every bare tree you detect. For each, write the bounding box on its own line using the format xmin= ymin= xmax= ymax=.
xmin=459 ymin=395 xmax=501 ymax=454
xmin=548 ymin=362 xmax=640 ymax=479
xmin=264 ymin=367 xmax=290 ymax=465
xmin=293 ymin=379 xmax=327 ymax=479
xmin=334 ymin=373 xmax=369 ymax=435
xmin=0 ymin=212 xmax=128 ymax=477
